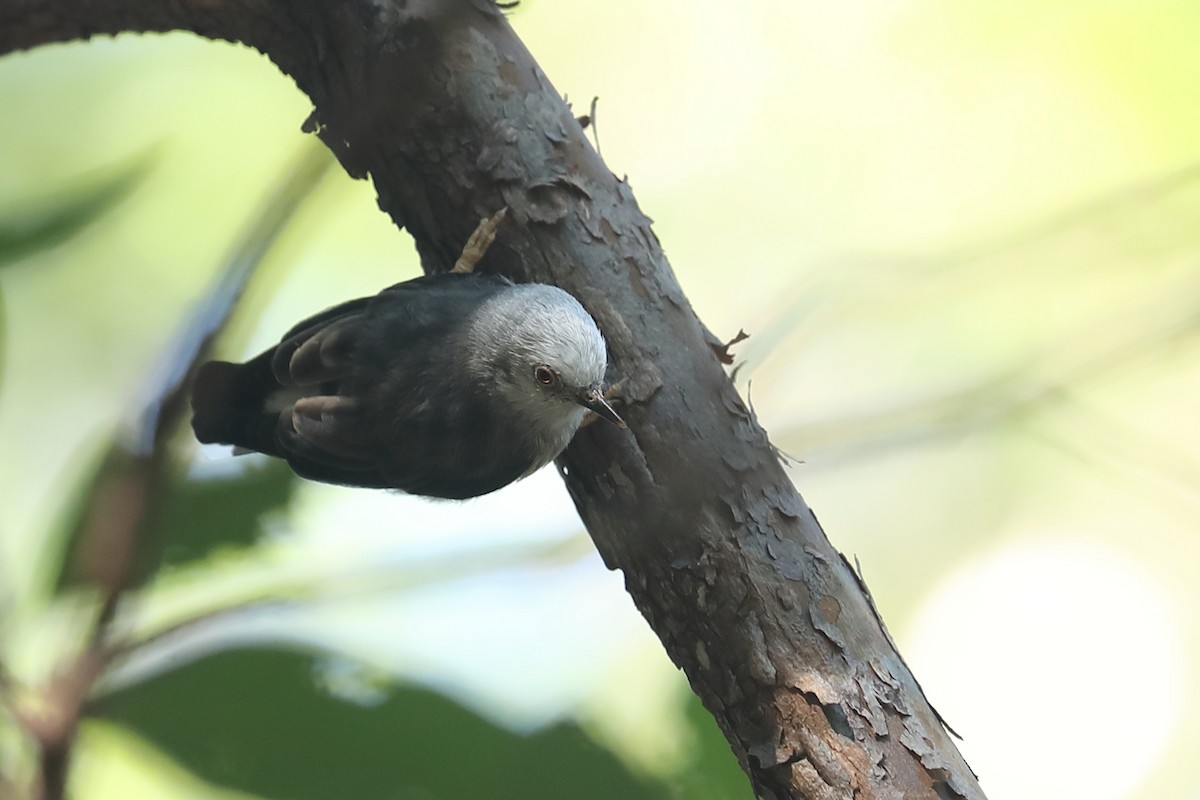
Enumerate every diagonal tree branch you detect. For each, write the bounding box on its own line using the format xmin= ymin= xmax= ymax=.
xmin=0 ymin=2 xmax=985 ymax=797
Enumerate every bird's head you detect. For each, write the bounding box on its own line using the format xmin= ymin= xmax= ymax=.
xmin=466 ymin=283 xmax=624 ymax=431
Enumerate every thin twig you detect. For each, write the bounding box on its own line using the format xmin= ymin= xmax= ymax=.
xmin=25 ymin=142 xmax=334 ymax=800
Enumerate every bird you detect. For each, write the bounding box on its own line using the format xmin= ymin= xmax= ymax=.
xmin=190 ymin=272 xmax=624 ymax=499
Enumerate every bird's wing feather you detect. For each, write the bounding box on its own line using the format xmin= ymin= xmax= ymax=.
xmin=273 ymin=317 xmax=359 ymax=386
xmin=278 ymin=273 xmax=531 ymax=496
xmin=192 ymin=272 xmax=529 ymax=497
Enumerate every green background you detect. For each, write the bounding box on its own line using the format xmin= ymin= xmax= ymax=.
xmin=2 ymin=2 xmax=1198 ymax=799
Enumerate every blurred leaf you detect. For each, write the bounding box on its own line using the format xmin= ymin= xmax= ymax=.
xmin=49 ymin=144 xmax=334 ymax=597
xmin=50 ymin=443 xmax=150 ymax=593
xmin=0 ymin=280 xmax=5 ymax=393
xmin=53 ymin=457 xmax=298 ymax=593
xmin=670 ymin=694 xmax=755 ymax=800
xmin=90 ymin=645 xmax=671 ymax=800
xmin=157 ymin=460 xmax=298 ymax=569
xmin=0 ymin=154 xmax=154 ymax=267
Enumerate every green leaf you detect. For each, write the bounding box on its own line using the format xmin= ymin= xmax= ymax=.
xmin=53 ymin=455 xmax=297 ymax=593
xmin=671 ymin=693 xmax=756 ymax=800
xmin=157 ymin=460 xmax=298 ymax=568
xmin=91 ymin=645 xmax=671 ymax=800
xmin=0 ymin=154 xmax=153 ymax=267
xmin=49 ymin=443 xmax=145 ymax=593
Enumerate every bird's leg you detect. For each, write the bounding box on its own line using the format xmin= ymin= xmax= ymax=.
xmin=450 ymin=207 xmax=509 ymax=274
xmin=579 ymin=381 xmax=623 ymax=429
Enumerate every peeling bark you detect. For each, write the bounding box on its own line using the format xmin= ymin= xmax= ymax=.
xmin=0 ymin=2 xmax=987 ymax=797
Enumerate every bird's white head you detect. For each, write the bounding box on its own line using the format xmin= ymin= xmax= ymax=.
xmin=463 ymin=283 xmax=622 ymax=465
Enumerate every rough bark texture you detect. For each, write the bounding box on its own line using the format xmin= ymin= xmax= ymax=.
xmin=0 ymin=2 xmax=987 ymax=798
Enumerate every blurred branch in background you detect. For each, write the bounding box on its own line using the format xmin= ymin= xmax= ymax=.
xmin=1 ymin=141 xmax=334 ymax=800
xmin=775 ymin=289 xmax=1199 ymax=464
xmin=744 ymin=163 xmax=1200 ymax=507
xmin=738 ymin=160 xmax=1200 ymax=373
xmin=1024 ymin=393 xmax=1200 ymax=509
xmin=102 ymin=528 xmax=597 ymax=688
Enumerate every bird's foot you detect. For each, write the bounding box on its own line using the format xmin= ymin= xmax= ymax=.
xmin=451 ymin=207 xmax=508 ymax=274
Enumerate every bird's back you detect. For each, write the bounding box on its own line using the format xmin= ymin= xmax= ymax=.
xmin=191 ymin=272 xmax=604 ymax=499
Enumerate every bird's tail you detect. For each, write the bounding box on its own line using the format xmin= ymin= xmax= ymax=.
xmin=191 ymin=361 xmax=249 ymax=444
xmin=190 ymin=352 xmax=282 ymax=453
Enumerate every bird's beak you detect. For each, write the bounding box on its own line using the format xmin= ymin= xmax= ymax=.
xmin=579 ymin=384 xmax=626 ymax=428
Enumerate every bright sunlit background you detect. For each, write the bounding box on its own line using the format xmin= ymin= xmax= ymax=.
xmin=2 ymin=2 xmax=1198 ymax=799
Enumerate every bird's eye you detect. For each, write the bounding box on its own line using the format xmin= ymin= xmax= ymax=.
xmin=534 ymin=364 xmax=558 ymax=386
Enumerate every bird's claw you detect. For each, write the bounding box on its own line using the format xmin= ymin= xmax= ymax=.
xmin=451 ymin=207 xmax=508 ymax=274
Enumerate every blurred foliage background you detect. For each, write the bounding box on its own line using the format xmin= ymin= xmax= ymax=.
xmin=1 ymin=1 xmax=1198 ymax=799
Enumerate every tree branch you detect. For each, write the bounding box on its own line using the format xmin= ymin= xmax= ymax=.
xmin=0 ymin=2 xmax=986 ymax=797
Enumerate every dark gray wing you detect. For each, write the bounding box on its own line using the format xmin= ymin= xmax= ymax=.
xmin=191 ymin=272 xmax=535 ymax=498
